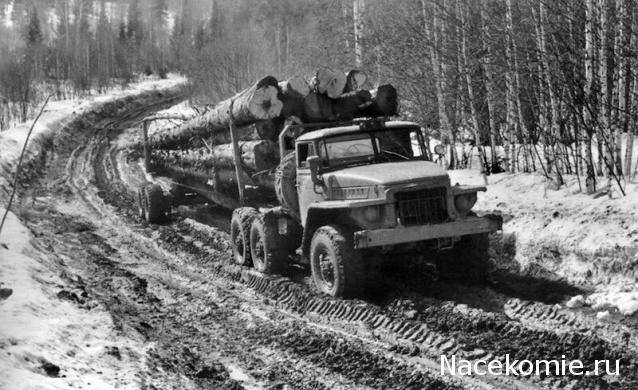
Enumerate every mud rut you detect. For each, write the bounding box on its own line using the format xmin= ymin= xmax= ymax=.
xmin=14 ymin=96 xmax=638 ymax=390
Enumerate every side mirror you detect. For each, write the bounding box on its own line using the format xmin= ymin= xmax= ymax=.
xmin=434 ymin=144 xmax=446 ymax=156
xmin=306 ymin=156 xmax=323 ymax=185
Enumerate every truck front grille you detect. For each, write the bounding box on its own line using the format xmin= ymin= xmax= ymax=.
xmin=395 ymin=187 xmax=447 ymax=225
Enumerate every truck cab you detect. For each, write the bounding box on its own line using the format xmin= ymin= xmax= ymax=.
xmin=231 ymin=118 xmax=502 ymax=297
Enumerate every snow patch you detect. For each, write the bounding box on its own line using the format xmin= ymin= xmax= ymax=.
xmin=587 ymin=290 xmax=638 ymax=316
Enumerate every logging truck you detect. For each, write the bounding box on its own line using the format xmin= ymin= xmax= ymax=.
xmin=136 ymin=117 xmax=502 ymax=297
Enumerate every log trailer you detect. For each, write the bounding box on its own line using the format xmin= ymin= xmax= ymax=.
xmin=136 ymin=116 xmax=502 ymax=297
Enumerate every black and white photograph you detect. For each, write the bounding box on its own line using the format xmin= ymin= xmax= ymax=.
xmin=0 ymin=0 xmax=637 ymax=389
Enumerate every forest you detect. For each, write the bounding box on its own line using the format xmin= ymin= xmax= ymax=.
xmin=1 ymin=0 xmax=637 ymax=194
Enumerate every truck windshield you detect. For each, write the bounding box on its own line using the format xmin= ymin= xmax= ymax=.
xmin=317 ymin=127 xmax=427 ymax=168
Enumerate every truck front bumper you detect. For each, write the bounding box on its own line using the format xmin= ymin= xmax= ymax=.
xmin=353 ymin=215 xmax=502 ymax=249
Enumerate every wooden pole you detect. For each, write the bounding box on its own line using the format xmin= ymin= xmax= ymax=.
xmin=228 ymin=100 xmax=245 ymax=205
xmin=0 ymin=96 xmax=50 ymax=240
xmin=143 ymin=120 xmax=151 ymax=172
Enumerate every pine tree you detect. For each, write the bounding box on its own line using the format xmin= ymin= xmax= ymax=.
xmin=209 ymin=0 xmax=224 ymax=39
xmin=194 ymin=21 xmax=208 ymax=50
xmin=25 ymin=7 xmax=43 ymax=46
xmin=127 ymin=0 xmax=143 ymax=42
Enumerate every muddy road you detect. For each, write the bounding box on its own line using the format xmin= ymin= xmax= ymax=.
xmin=12 ymin=94 xmax=638 ymax=389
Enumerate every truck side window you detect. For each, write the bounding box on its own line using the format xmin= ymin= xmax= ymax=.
xmin=411 ymin=131 xmax=422 ymax=157
xmin=297 ymin=143 xmax=316 ymax=168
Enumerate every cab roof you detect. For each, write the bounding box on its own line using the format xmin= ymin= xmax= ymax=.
xmin=295 ymin=120 xmax=420 ymax=142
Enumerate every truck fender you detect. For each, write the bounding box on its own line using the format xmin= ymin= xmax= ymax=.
xmin=263 ymin=207 xmax=303 ymax=253
xmin=301 ymin=206 xmax=350 ymax=257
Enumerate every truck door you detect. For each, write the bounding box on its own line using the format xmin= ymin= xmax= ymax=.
xmin=296 ymin=142 xmax=323 ymax=227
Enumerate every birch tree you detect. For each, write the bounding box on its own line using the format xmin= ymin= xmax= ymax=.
xmin=353 ymin=0 xmax=365 ymax=68
xmin=584 ymin=0 xmax=598 ymax=192
xmin=479 ymin=0 xmax=499 ymax=171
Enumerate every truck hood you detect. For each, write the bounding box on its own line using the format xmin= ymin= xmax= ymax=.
xmin=324 ymin=161 xmax=449 ymax=188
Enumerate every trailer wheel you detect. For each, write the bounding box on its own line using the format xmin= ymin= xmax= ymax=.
xmin=275 ymin=152 xmax=299 ymax=218
xmin=230 ymin=207 xmax=259 ymax=266
xmin=437 ymin=233 xmax=490 ymax=284
xmin=249 ymin=215 xmax=287 ymax=274
xmin=143 ymin=184 xmax=170 ymax=224
xmin=310 ymin=225 xmax=364 ymax=298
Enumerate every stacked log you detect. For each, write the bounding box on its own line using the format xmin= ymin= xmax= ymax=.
xmin=279 ymin=76 xmax=310 ymax=119
xmin=150 ymin=140 xmax=278 ymax=191
xmin=312 ymin=68 xmax=347 ymax=99
xmin=302 ymin=84 xmax=398 ymax=122
xmin=143 ymin=71 xmax=398 ymax=151
xmin=343 ymin=70 xmax=368 ymax=93
xmin=151 ymin=140 xmax=278 ymax=173
xmin=367 ymin=84 xmax=399 ymax=116
xmin=210 ymin=120 xmax=281 ymax=144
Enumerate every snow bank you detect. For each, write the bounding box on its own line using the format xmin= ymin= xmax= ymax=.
xmin=0 ymin=208 xmax=153 ymax=389
xmin=447 ymin=166 xmax=638 ymax=316
xmin=449 ymin=169 xmax=638 ymax=253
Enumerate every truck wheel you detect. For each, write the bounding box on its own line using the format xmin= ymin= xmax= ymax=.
xmin=437 ymin=233 xmax=490 ymax=284
xmin=249 ymin=215 xmax=287 ymax=274
xmin=143 ymin=184 xmax=170 ymax=224
xmin=310 ymin=225 xmax=364 ymax=298
xmin=275 ymin=152 xmax=299 ymax=218
xmin=230 ymin=207 xmax=259 ymax=266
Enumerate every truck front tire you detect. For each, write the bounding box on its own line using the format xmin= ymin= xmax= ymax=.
xmin=249 ymin=215 xmax=287 ymax=274
xmin=230 ymin=207 xmax=259 ymax=266
xmin=310 ymin=225 xmax=364 ymax=298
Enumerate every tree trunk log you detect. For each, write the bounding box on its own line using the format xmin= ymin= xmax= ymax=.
xmin=365 ymin=84 xmax=398 ymax=116
xmin=303 ymin=92 xmax=336 ymax=122
xmin=210 ymin=120 xmax=282 ymax=144
xmin=145 ymin=76 xmax=282 ymax=149
xmin=344 ymin=70 xmax=367 ymax=93
xmin=150 ymin=140 xmax=279 ymax=174
xmin=312 ymin=68 xmax=347 ymax=99
xmin=332 ymin=90 xmax=372 ymax=120
xmin=278 ymin=76 xmax=309 ymax=120
xmin=188 ymin=75 xmax=282 ymax=131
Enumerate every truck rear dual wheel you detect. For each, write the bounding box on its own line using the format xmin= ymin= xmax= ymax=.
xmin=310 ymin=225 xmax=364 ymax=298
xmin=249 ymin=215 xmax=288 ymax=274
xmin=137 ymin=184 xmax=170 ymax=224
xmin=230 ymin=207 xmax=259 ymax=266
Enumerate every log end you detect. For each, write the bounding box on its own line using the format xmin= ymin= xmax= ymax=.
xmin=281 ymin=75 xmax=310 ymax=97
xmin=250 ymin=86 xmax=283 ymax=119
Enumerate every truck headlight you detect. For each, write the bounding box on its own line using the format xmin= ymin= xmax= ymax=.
xmin=350 ymin=205 xmax=384 ymax=226
xmin=454 ymin=193 xmax=477 ymax=216
xmin=363 ymin=206 xmax=380 ymax=222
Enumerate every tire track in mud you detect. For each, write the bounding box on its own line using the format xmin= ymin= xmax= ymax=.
xmin=30 ymin=210 xmax=459 ymax=390
xmin=167 ymin=210 xmax=638 ymax=390
xmin=153 ymin=223 xmax=638 ymax=390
